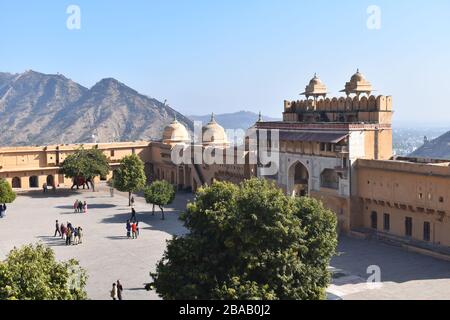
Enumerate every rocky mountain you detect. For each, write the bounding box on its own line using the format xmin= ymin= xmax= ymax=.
xmin=189 ymin=111 xmax=280 ymax=131
xmin=0 ymin=70 xmax=192 ymax=146
xmin=409 ymin=131 xmax=450 ymax=160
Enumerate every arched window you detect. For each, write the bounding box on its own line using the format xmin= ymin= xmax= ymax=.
xmin=12 ymin=177 xmax=21 ymax=189
xmin=46 ymin=175 xmax=55 ymax=186
xmin=29 ymin=176 xmax=39 ymax=188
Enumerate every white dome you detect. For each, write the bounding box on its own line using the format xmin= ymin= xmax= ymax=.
xmin=202 ymin=114 xmax=228 ymax=146
xmin=163 ymin=118 xmax=190 ymax=145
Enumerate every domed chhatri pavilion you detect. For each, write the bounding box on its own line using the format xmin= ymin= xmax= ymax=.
xmin=162 ymin=116 xmax=190 ymax=146
xmin=341 ymin=69 xmax=373 ymax=97
xmin=301 ymin=74 xmax=328 ymax=100
xmin=201 ymin=113 xmax=229 ymax=147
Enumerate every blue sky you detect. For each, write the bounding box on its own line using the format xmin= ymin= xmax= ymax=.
xmin=1 ymin=0 xmax=450 ymax=125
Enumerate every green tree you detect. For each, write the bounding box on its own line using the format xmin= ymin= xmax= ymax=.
xmin=0 ymin=244 xmax=88 ymax=300
xmin=150 ymin=178 xmax=338 ymax=300
xmin=113 ymin=154 xmax=146 ymax=206
xmin=0 ymin=178 xmax=16 ymax=204
xmin=60 ymin=146 xmax=110 ymax=192
xmin=144 ymin=180 xmax=176 ymax=220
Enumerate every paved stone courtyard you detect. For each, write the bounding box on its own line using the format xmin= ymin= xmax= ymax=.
xmin=330 ymin=236 xmax=450 ymax=300
xmin=2 ymin=186 xmax=450 ymax=300
xmin=0 ymin=185 xmax=189 ymax=300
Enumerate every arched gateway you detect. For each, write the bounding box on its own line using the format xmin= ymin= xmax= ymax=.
xmin=288 ymin=161 xmax=309 ymax=197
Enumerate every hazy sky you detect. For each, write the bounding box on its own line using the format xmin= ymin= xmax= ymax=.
xmin=1 ymin=0 xmax=449 ymax=124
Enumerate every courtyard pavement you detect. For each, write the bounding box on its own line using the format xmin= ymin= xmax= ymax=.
xmin=0 ymin=185 xmax=189 ymax=300
xmin=2 ymin=186 xmax=450 ymax=300
xmin=330 ymin=236 xmax=450 ymax=300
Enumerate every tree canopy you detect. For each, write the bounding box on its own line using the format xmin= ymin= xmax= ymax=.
xmin=60 ymin=146 xmax=110 ymax=191
xmin=0 ymin=244 xmax=87 ymax=300
xmin=150 ymin=178 xmax=338 ymax=300
xmin=0 ymin=178 xmax=16 ymax=204
xmin=113 ymin=154 xmax=147 ymax=205
xmin=144 ymin=180 xmax=176 ymax=220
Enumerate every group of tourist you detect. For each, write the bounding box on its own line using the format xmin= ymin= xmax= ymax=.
xmin=73 ymin=199 xmax=88 ymax=213
xmin=54 ymin=220 xmax=83 ymax=245
xmin=126 ymin=219 xmax=140 ymax=239
xmin=110 ymin=280 xmax=124 ymax=300
xmin=0 ymin=204 xmax=7 ymax=218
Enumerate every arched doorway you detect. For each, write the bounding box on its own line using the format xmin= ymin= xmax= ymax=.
xmin=46 ymin=175 xmax=55 ymax=187
xmin=178 ymin=166 xmax=185 ymax=190
xmin=29 ymin=176 xmax=39 ymax=188
xmin=12 ymin=177 xmax=21 ymax=189
xmin=288 ymin=161 xmax=309 ymax=197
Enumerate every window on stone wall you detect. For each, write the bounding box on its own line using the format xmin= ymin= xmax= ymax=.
xmin=371 ymin=211 xmax=378 ymax=230
xmin=383 ymin=213 xmax=390 ymax=231
xmin=320 ymin=143 xmax=326 ymax=152
xmin=405 ymin=217 xmax=413 ymax=237
xmin=439 ymin=197 xmax=444 ymax=203
xmin=424 ymin=222 xmax=431 ymax=242
xmin=320 ymin=169 xmax=339 ymax=189
xmin=110 ymin=150 xmax=115 ymax=157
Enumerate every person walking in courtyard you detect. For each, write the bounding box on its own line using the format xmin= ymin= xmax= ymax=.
xmin=110 ymin=283 xmax=118 ymax=300
xmin=60 ymin=223 xmax=66 ymax=240
xmin=131 ymin=207 xmax=137 ymax=222
xmin=73 ymin=200 xmax=79 ymax=213
xmin=70 ymin=224 xmax=75 ymax=244
xmin=73 ymin=227 xmax=78 ymax=245
xmin=83 ymin=201 xmax=88 ymax=213
xmin=131 ymin=222 xmax=137 ymax=239
xmin=78 ymin=201 xmax=83 ymax=213
xmin=66 ymin=227 xmax=72 ymax=246
xmin=77 ymin=227 xmax=83 ymax=244
xmin=0 ymin=204 xmax=5 ymax=218
xmin=54 ymin=220 xmax=61 ymax=237
xmin=136 ymin=221 xmax=140 ymax=237
xmin=117 ymin=280 xmax=123 ymax=300
xmin=130 ymin=196 xmax=135 ymax=208
xmin=126 ymin=220 xmax=131 ymax=239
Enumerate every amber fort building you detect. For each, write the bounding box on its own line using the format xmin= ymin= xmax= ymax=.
xmin=2 ymin=70 xmax=450 ymax=257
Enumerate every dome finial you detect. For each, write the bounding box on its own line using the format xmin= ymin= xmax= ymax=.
xmin=174 ymin=113 xmax=177 ymax=122
xmin=258 ymin=111 xmax=263 ymax=122
xmin=211 ymin=112 xmax=216 ymax=122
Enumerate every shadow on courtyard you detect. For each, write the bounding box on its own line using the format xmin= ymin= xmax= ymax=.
xmin=55 ymin=204 xmax=117 ymax=210
xmin=18 ymin=189 xmax=104 ymax=199
xmin=36 ymin=236 xmax=69 ymax=247
xmin=100 ymin=192 xmax=191 ymax=237
xmin=331 ymin=235 xmax=450 ymax=284
xmin=100 ymin=210 xmax=187 ymax=237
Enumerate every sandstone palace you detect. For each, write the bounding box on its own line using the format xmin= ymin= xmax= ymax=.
xmin=2 ymin=70 xmax=450 ymax=258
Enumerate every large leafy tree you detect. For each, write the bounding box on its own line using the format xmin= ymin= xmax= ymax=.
xmin=150 ymin=178 xmax=338 ymax=300
xmin=0 ymin=244 xmax=88 ymax=300
xmin=0 ymin=178 xmax=16 ymax=204
xmin=113 ymin=154 xmax=146 ymax=206
xmin=144 ymin=180 xmax=176 ymax=220
xmin=60 ymin=146 xmax=110 ymax=191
